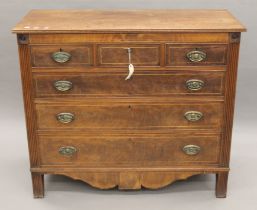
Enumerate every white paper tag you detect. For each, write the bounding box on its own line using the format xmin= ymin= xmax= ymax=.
xmin=125 ymin=63 xmax=134 ymax=80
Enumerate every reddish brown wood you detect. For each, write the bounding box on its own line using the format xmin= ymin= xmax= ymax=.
xmin=30 ymin=45 xmax=93 ymax=67
xmin=31 ymin=166 xmax=229 ymax=173
xmin=35 ymin=102 xmax=223 ymax=130
xmin=166 ymin=44 xmax=228 ymax=66
xmin=216 ymin=172 xmax=229 ymax=198
xmin=220 ymin=33 xmax=241 ymax=167
xmin=119 ymin=172 xmax=141 ymax=189
xmin=97 ymin=44 xmax=160 ymax=66
xmin=12 ymin=10 xmax=246 ymax=33
xmin=29 ymin=33 xmax=230 ymax=44
xmin=38 ymin=134 xmax=220 ymax=166
xmin=18 ymin=37 xmax=40 ymax=167
xmin=44 ymin=171 xmax=201 ymax=190
xmin=31 ymin=173 xmax=44 ymax=198
xmin=13 ymin=10 xmax=245 ymax=198
xmin=33 ymin=71 xmax=225 ymax=97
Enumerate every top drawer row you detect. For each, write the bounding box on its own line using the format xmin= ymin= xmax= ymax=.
xmin=30 ymin=44 xmax=227 ymax=67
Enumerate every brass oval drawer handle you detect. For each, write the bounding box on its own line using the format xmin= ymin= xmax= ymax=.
xmin=54 ymin=80 xmax=73 ymax=92
xmin=52 ymin=51 xmax=71 ymax=63
xmin=186 ymin=50 xmax=206 ymax=62
xmin=186 ymin=79 xmax=205 ymax=91
xmin=56 ymin=113 xmax=75 ymax=123
xmin=184 ymin=111 xmax=203 ymax=122
xmin=59 ymin=146 xmax=77 ymax=156
xmin=183 ymin=145 xmax=201 ymax=155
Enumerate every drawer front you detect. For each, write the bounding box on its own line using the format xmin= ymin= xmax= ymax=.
xmin=31 ymin=45 xmax=93 ymax=67
xmin=166 ymin=44 xmax=227 ymax=66
xmin=33 ymin=71 xmax=224 ymax=97
xmin=36 ymin=102 xmax=223 ymax=130
xmin=97 ymin=44 xmax=160 ymax=66
xmin=39 ymin=134 xmax=220 ymax=166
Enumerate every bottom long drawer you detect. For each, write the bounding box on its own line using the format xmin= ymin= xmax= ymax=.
xmin=38 ymin=134 xmax=220 ymax=167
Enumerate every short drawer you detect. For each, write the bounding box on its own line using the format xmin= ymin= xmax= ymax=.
xmin=166 ymin=44 xmax=227 ymax=66
xmin=38 ymin=134 xmax=220 ymax=166
xmin=31 ymin=45 xmax=93 ymax=67
xmin=36 ymin=102 xmax=223 ymax=130
xmin=97 ymin=44 xmax=160 ymax=66
xmin=33 ymin=71 xmax=224 ymax=97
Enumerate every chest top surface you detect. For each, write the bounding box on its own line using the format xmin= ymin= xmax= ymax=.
xmin=12 ymin=9 xmax=246 ymax=33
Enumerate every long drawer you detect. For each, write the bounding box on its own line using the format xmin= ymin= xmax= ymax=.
xmin=35 ymin=101 xmax=223 ymax=130
xmin=38 ymin=134 xmax=220 ymax=166
xmin=33 ymin=71 xmax=225 ymax=97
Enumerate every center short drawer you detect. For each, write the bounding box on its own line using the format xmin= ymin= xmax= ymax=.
xmin=97 ymin=44 xmax=160 ymax=66
xmin=36 ymin=102 xmax=223 ymax=130
xmin=33 ymin=71 xmax=224 ymax=97
xmin=38 ymin=134 xmax=220 ymax=166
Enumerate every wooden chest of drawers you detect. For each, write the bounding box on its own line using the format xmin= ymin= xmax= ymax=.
xmin=12 ymin=9 xmax=246 ymax=198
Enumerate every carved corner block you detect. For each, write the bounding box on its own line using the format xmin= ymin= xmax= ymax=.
xmin=230 ymin=32 xmax=241 ymax=43
xmin=17 ymin=34 xmax=29 ymax=44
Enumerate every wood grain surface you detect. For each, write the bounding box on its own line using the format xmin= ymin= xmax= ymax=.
xmin=166 ymin=44 xmax=227 ymax=66
xmin=33 ymin=71 xmax=225 ymax=97
xmin=35 ymin=102 xmax=223 ymax=130
xmin=38 ymin=134 xmax=220 ymax=166
xmin=31 ymin=45 xmax=93 ymax=67
xmin=12 ymin=10 xmax=246 ymax=33
xmin=13 ymin=10 xmax=245 ymax=198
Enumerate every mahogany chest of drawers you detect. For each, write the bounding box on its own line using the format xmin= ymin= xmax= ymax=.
xmin=12 ymin=9 xmax=246 ymax=198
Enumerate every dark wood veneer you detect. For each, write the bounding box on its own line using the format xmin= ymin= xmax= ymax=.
xmin=33 ymin=71 xmax=225 ymax=97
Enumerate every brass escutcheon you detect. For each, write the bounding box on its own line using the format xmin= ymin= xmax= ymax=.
xmin=184 ymin=111 xmax=203 ymax=122
xmin=56 ymin=113 xmax=75 ymax=123
xmin=54 ymin=80 xmax=73 ymax=92
xmin=59 ymin=146 xmax=77 ymax=156
xmin=183 ymin=145 xmax=201 ymax=155
xmin=186 ymin=50 xmax=206 ymax=62
xmin=186 ymin=79 xmax=205 ymax=91
xmin=52 ymin=51 xmax=71 ymax=63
